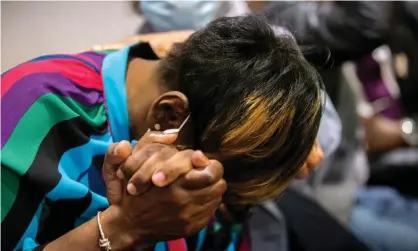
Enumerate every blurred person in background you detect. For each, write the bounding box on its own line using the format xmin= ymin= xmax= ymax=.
xmin=259 ymin=1 xmax=418 ymax=153
xmin=136 ymin=0 xmax=251 ymax=33
xmin=1 ymin=16 xmax=326 ymax=251
xmin=256 ymin=1 xmax=418 ymax=251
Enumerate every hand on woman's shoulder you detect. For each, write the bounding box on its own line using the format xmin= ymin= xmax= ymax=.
xmin=90 ymin=30 xmax=194 ymax=57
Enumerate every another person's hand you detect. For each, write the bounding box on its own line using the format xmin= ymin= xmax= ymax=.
xmin=91 ymin=31 xmax=193 ymax=58
xmin=143 ymin=31 xmax=193 ymax=57
xmin=361 ymin=115 xmax=405 ymax=152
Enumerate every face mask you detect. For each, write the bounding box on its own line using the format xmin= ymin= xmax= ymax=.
xmin=140 ymin=1 xmax=221 ymax=32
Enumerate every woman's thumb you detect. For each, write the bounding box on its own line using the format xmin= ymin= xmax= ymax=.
xmin=103 ymin=141 xmax=132 ymax=204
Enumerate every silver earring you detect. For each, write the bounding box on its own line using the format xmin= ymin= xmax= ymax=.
xmin=154 ymin=124 xmax=161 ymax=131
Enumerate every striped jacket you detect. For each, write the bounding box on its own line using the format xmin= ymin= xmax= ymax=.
xmin=1 ymin=43 xmax=206 ymax=251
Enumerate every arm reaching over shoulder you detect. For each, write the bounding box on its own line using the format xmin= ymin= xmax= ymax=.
xmin=91 ymin=30 xmax=194 ymax=57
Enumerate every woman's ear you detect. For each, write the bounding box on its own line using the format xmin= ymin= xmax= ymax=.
xmin=146 ymin=91 xmax=189 ymax=131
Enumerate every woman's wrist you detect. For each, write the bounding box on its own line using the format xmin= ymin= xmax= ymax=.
xmin=100 ymin=205 xmax=139 ymax=250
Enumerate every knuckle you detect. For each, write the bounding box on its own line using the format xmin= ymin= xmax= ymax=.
xmin=132 ymin=172 xmax=148 ymax=186
xmin=121 ymin=158 xmax=135 ymax=178
xmin=217 ymin=179 xmax=227 ymax=194
xmin=123 ymin=156 xmax=134 ymax=168
xmin=179 ymin=211 xmax=192 ymax=222
xmin=103 ymin=144 xmax=117 ymax=166
xmin=166 ymin=154 xmax=192 ymax=174
xmin=211 ymin=159 xmax=222 ymax=167
xmin=170 ymin=163 xmax=189 ymax=176
xmin=197 ymin=217 xmax=211 ymax=231
xmin=215 ymin=198 xmax=223 ymax=209
xmin=174 ymin=188 xmax=191 ymax=205
xmin=106 ymin=143 xmax=117 ymax=155
xmin=204 ymin=196 xmax=221 ymax=210
xmin=180 ymin=150 xmax=194 ymax=159
xmin=141 ymin=144 xmax=163 ymax=158
xmin=161 ymin=145 xmax=177 ymax=155
xmin=151 ymin=146 xmax=174 ymax=163
xmin=185 ymin=149 xmax=194 ymax=154
xmin=184 ymin=223 xmax=198 ymax=237
xmin=202 ymin=216 xmax=212 ymax=227
xmin=204 ymin=172 xmax=216 ymax=185
xmin=211 ymin=160 xmax=224 ymax=176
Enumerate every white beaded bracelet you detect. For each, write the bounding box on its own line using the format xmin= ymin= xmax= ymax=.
xmin=97 ymin=211 xmax=112 ymax=251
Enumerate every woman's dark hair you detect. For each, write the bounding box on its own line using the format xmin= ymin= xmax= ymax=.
xmin=160 ymin=15 xmax=324 ymax=205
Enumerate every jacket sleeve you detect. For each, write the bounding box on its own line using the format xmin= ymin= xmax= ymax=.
xmin=1 ymin=54 xmax=107 ymax=251
xmin=260 ymin=1 xmax=395 ymax=62
xmin=318 ymin=93 xmax=342 ymax=157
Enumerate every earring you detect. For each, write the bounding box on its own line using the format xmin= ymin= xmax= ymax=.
xmin=154 ymin=124 xmax=161 ymax=131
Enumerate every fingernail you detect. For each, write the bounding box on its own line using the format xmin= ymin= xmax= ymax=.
xmin=151 ymin=132 xmax=177 ymax=138
xmin=112 ymin=143 xmax=119 ymax=155
xmin=113 ymin=140 xmax=129 ymax=155
xmin=152 ymin=171 xmax=166 ymax=186
xmin=127 ymin=183 xmax=138 ymax=195
xmin=163 ymin=129 xmax=179 ymax=134
xmin=116 ymin=169 xmax=124 ymax=180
